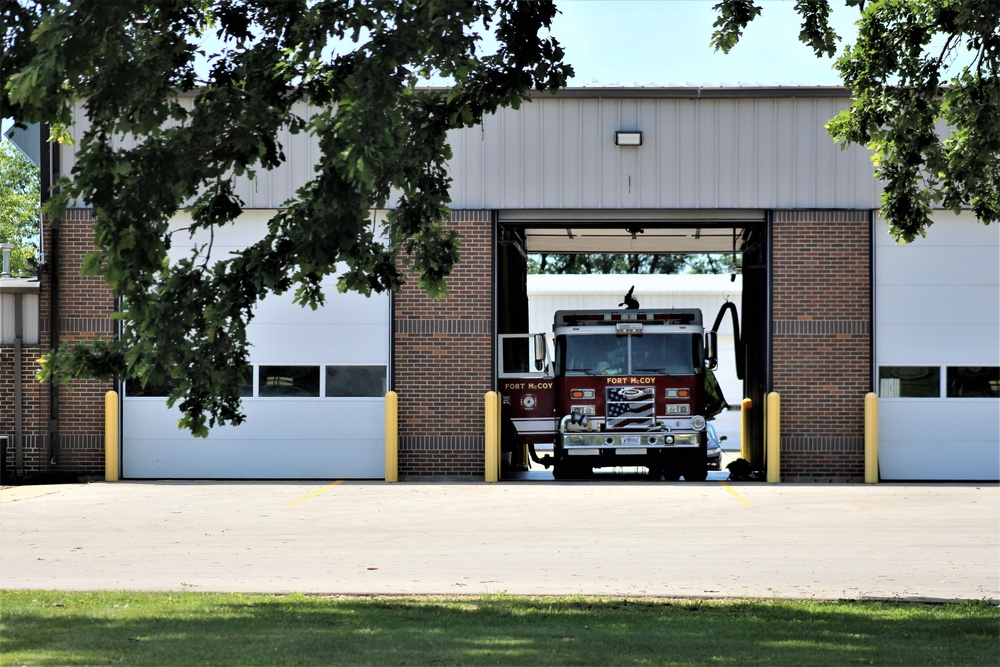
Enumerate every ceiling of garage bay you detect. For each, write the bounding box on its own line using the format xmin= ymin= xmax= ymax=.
xmin=499 ymin=210 xmax=763 ymax=254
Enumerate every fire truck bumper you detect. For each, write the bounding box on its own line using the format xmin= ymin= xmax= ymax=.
xmin=561 ymin=432 xmax=701 ymax=450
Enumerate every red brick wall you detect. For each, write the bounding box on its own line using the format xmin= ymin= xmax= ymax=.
xmin=53 ymin=209 xmax=115 ymax=474
xmin=6 ymin=203 xmax=880 ymax=483
xmin=771 ymin=210 xmax=872 ymax=480
xmin=1 ymin=208 xmax=114 ymax=479
xmin=393 ymin=210 xmax=493 ymax=479
xmin=0 ymin=341 xmax=48 ymax=478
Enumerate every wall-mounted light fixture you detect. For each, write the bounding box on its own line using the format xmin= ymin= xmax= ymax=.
xmin=615 ymin=131 xmax=642 ymax=146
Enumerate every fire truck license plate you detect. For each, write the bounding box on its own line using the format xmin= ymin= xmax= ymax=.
xmin=621 ymin=435 xmax=641 ymax=446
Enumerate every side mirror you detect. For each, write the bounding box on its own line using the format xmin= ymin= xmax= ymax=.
xmin=534 ymin=334 xmax=547 ymax=371
xmin=705 ymin=331 xmax=718 ymax=370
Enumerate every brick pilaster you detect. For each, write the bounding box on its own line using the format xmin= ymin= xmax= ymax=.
xmin=1 ymin=208 xmax=114 ymax=478
xmin=771 ymin=210 xmax=872 ymax=480
xmin=393 ymin=210 xmax=493 ymax=479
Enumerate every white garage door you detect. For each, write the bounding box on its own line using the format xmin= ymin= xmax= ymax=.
xmin=875 ymin=212 xmax=999 ymax=480
xmin=122 ymin=211 xmax=389 ymax=479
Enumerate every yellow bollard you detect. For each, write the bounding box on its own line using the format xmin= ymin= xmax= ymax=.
xmin=865 ymin=392 xmax=879 ymax=484
xmin=104 ymin=390 xmax=119 ymax=482
xmin=484 ymin=391 xmax=499 ymax=482
xmin=740 ymin=397 xmax=752 ymax=461
xmin=384 ymin=391 xmax=398 ymax=483
xmin=765 ymin=392 xmax=780 ymax=483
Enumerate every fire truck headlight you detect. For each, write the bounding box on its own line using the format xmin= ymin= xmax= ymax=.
xmin=690 ymin=415 xmax=707 ymax=431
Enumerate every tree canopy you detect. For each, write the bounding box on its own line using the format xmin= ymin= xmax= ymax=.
xmin=527 ymin=252 xmax=742 ymax=276
xmin=0 ymin=138 xmax=39 ymax=275
xmin=3 ymin=0 xmax=571 ymax=435
xmin=714 ymin=0 xmax=999 ymax=243
xmin=529 ymin=253 xmax=690 ymax=276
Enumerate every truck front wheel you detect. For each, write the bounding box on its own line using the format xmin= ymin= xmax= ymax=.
xmin=683 ymin=462 xmax=708 ymax=481
xmin=553 ymin=458 xmax=590 ymax=480
xmin=662 ymin=464 xmax=681 ymax=481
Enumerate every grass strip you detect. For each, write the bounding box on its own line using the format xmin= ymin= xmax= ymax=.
xmin=1 ymin=590 xmax=997 ymax=666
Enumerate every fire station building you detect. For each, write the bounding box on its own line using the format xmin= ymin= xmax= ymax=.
xmin=2 ymin=86 xmax=998 ymax=481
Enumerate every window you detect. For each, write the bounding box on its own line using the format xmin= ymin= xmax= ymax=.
xmin=325 ymin=365 xmax=386 ymax=398
xmin=126 ymin=367 xmax=253 ymax=397
xmin=879 ymin=366 xmax=1000 ymax=399
xmin=947 ymin=367 xmax=1000 ymax=398
xmin=631 ymin=334 xmax=699 ymax=375
xmin=238 ymin=367 xmax=254 ymax=397
xmin=878 ymin=367 xmax=940 ymax=398
xmin=258 ymin=366 xmax=320 ymax=397
xmin=500 ymin=337 xmax=531 ymax=374
xmin=558 ymin=333 xmax=696 ymax=376
xmin=498 ymin=335 xmax=548 ymax=376
xmin=125 ymin=377 xmax=179 ymax=397
xmin=559 ymin=334 xmax=627 ymax=376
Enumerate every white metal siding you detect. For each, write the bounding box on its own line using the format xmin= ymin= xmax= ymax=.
xmin=0 ymin=293 xmax=40 ymax=344
xmin=875 ymin=211 xmax=1000 ymax=480
xmin=64 ymin=100 xmax=323 ymax=210
xmin=526 ymin=274 xmax=741 ymax=330
xmin=447 ymin=95 xmax=880 ymax=211
xmin=64 ymin=91 xmax=880 ymax=211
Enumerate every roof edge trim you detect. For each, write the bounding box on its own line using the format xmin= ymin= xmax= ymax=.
xmin=529 ymin=86 xmax=851 ymax=100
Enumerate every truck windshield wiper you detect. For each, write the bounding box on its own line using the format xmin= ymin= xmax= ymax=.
xmin=567 ymin=367 xmax=597 ymax=375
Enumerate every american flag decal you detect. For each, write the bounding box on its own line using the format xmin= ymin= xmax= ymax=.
xmin=606 ymin=386 xmax=656 ymax=429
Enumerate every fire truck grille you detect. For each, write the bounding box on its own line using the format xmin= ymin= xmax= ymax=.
xmin=605 ymin=386 xmax=656 ymax=429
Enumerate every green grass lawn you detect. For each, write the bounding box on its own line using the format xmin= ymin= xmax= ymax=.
xmin=1 ymin=591 xmax=997 ymax=666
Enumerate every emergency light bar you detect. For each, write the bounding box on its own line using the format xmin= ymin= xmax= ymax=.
xmin=616 ymin=322 xmax=643 ymax=334
xmin=556 ymin=310 xmax=701 ymax=327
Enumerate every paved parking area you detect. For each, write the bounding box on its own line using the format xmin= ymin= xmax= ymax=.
xmin=510 ymin=446 xmax=741 ymax=481
xmin=2 ymin=480 xmax=997 ymax=601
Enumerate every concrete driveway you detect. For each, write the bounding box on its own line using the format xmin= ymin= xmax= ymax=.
xmin=2 ymin=480 xmax=997 ymax=601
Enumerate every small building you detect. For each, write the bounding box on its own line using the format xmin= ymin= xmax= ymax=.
xmin=2 ymin=86 xmax=997 ymax=481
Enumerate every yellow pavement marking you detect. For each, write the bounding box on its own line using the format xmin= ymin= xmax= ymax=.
xmin=720 ymin=481 xmax=753 ymax=507
xmin=285 ymin=480 xmax=343 ymax=507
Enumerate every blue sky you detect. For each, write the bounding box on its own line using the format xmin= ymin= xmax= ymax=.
xmin=2 ymin=1 xmax=858 ymax=135
xmin=553 ymin=0 xmax=857 ymax=86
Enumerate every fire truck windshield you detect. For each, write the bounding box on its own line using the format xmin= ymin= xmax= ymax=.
xmin=557 ymin=333 xmax=699 ymax=376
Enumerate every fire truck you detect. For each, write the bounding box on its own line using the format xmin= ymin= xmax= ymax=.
xmin=498 ymin=303 xmax=734 ymax=480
